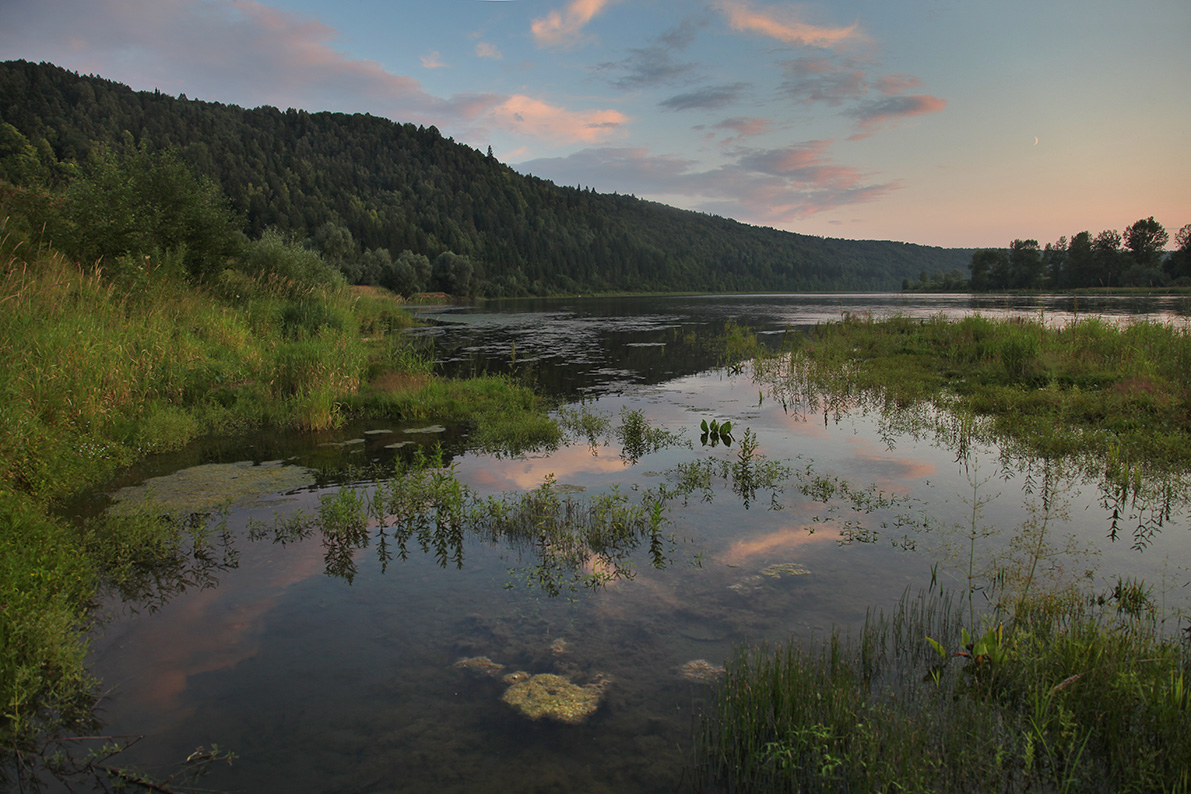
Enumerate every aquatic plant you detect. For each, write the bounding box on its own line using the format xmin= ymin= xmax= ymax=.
xmin=501 ymin=673 xmax=607 ymax=724
xmin=617 ymin=407 xmax=686 ymax=464
xmin=763 ymin=313 xmax=1191 ymax=521
xmin=700 ymin=418 xmax=733 ymax=447
xmin=696 ymin=587 xmax=1191 ymax=793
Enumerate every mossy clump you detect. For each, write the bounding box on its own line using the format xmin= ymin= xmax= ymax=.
xmin=501 ymin=673 xmax=606 ymax=725
xmin=109 ymin=460 xmax=314 ymax=516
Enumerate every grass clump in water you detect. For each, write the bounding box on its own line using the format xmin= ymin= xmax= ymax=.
xmin=775 ymin=314 xmax=1191 ymax=469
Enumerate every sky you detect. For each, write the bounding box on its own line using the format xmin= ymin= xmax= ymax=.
xmin=1 ymin=0 xmax=1188 ymax=248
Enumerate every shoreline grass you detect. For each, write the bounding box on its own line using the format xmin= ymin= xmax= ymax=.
xmin=697 ymin=587 xmax=1190 ymax=793
xmin=768 ymin=313 xmax=1191 ymax=470
xmin=0 ymin=242 xmax=558 ymax=774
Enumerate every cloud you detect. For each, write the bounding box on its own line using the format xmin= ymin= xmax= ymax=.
xmin=660 ymin=82 xmax=751 ymax=111
xmin=597 ymin=45 xmax=694 ymax=90
xmin=875 ymin=73 xmax=922 ymax=94
xmin=0 ymin=0 xmax=630 ymax=149
xmin=421 ymin=51 xmax=446 ymax=69
xmin=489 ymin=95 xmax=628 ymax=143
xmin=712 ymin=117 xmax=771 ymax=137
xmin=714 ymin=0 xmax=859 ymax=48
xmin=516 ymin=141 xmax=897 ymax=225
xmin=0 ymin=0 xmax=488 ymax=123
xmin=779 ymin=57 xmax=867 ymax=105
xmin=846 ymin=94 xmax=947 ymax=138
xmin=475 ymin=42 xmax=503 ymax=59
xmin=595 ymin=18 xmax=706 ymax=91
xmin=531 ymin=0 xmax=614 ymax=48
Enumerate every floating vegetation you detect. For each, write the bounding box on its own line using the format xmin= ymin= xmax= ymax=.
xmin=700 ymin=418 xmax=733 ymax=447
xmin=109 ymin=460 xmax=315 ymax=516
xmin=678 ymin=659 xmax=725 ymax=683
xmin=760 ymin=563 xmax=810 ymax=578
xmin=453 ymin=656 xmax=505 ymax=678
xmin=403 ymin=424 xmax=447 ymax=434
xmin=501 ymin=673 xmax=609 ymax=725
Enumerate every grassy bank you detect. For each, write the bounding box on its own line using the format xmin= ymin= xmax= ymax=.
xmin=698 ymin=588 xmax=1189 ymax=793
xmin=768 ymin=313 xmax=1191 ymax=468
xmin=0 ymin=243 xmax=556 ymax=770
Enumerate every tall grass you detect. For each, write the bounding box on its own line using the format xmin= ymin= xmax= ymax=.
xmin=0 ymin=242 xmax=502 ymax=767
xmin=696 ymin=587 xmax=1190 ymax=793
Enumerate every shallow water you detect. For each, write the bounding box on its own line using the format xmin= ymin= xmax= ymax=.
xmin=79 ymin=293 xmax=1190 ymax=793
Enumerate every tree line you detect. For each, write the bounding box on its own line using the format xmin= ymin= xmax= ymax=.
xmin=0 ymin=59 xmax=972 ymax=297
xmin=964 ymin=218 xmax=1189 ymax=292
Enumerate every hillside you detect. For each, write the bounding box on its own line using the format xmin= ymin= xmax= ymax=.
xmin=0 ymin=60 xmax=970 ymax=295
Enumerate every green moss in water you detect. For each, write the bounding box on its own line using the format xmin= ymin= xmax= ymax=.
xmin=501 ymin=673 xmax=607 ymax=725
xmin=109 ymin=460 xmax=315 ymax=516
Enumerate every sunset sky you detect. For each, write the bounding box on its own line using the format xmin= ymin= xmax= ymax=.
xmin=2 ymin=0 xmax=1187 ymax=248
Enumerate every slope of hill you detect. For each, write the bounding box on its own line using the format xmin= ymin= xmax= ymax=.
xmin=0 ymin=60 xmax=970 ymax=295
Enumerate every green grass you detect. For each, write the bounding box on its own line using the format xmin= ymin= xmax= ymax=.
xmin=697 ymin=588 xmax=1191 ymax=794
xmin=0 ymin=243 xmax=560 ymax=770
xmin=765 ymin=313 xmax=1191 ymax=473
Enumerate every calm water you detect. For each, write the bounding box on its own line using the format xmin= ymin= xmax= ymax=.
xmin=80 ymin=294 xmax=1189 ymax=793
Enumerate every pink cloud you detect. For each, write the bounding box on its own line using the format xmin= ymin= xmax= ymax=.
xmin=531 ymin=0 xmax=615 ymax=48
xmin=847 ymin=94 xmax=947 ymax=139
xmin=475 ymin=42 xmax=503 ymax=60
xmin=518 ymin=141 xmax=898 ymax=225
xmin=715 ymin=0 xmax=859 ymax=48
xmin=421 ymin=51 xmax=446 ymax=69
xmin=0 ymin=0 xmax=483 ymax=123
xmin=0 ymin=0 xmax=631 ymax=148
xmin=489 ymin=95 xmax=628 ymax=143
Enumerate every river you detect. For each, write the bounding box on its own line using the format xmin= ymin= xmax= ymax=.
xmin=79 ymin=293 xmax=1189 ymax=793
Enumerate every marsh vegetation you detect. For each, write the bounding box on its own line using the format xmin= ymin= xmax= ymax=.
xmin=4 ymin=284 xmax=1189 ymax=792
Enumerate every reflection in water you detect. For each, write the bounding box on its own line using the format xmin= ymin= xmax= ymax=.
xmin=72 ymin=295 xmax=1191 ymax=794
xmin=252 ymin=448 xmax=674 ymax=595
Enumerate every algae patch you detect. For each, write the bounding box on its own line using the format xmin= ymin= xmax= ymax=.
xmin=109 ymin=460 xmax=315 ymax=516
xmin=501 ymin=673 xmax=608 ymax=725
xmin=678 ymin=659 xmax=726 ymax=683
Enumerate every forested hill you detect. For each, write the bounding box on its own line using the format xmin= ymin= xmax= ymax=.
xmin=0 ymin=60 xmax=970 ymax=295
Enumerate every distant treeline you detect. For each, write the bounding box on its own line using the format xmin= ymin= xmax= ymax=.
xmin=967 ymin=220 xmax=1190 ymax=291
xmin=0 ymin=59 xmax=972 ymax=296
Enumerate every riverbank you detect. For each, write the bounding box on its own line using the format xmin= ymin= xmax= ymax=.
xmin=0 ymin=246 xmax=556 ymax=772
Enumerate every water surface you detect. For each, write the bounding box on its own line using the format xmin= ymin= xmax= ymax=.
xmin=81 ymin=293 xmax=1190 ymax=793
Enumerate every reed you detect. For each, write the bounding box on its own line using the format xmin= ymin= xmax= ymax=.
xmin=696 ymin=587 xmax=1190 ymax=793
